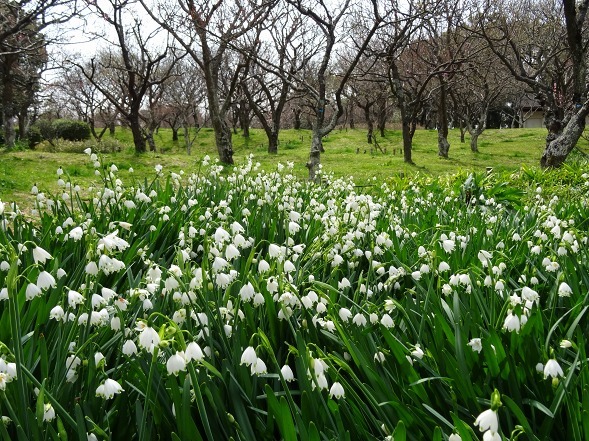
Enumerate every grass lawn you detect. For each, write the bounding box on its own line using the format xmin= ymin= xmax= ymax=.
xmin=0 ymin=126 xmax=577 ymax=210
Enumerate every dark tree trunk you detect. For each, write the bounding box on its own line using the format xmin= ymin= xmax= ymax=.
xmin=18 ymin=111 xmax=29 ymax=141
xmin=437 ymin=84 xmax=450 ymax=158
xmin=109 ymin=122 xmax=116 ymax=136
xmin=172 ymin=127 xmax=178 ymax=142
xmin=129 ymin=114 xmax=146 ymax=153
xmin=239 ymin=98 xmax=250 ymax=138
xmin=470 ymin=133 xmax=479 ymax=153
xmin=348 ymin=100 xmax=355 ymax=129
xmin=1 ymin=55 xmax=16 ymax=149
xmin=459 ymin=119 xmax=465 ymax=143
xmin=307 ymin=131 xmax=323 ymax=181
xmin=213 ymin=117 xmax=234 ymax=164
xmin=268 ymin=131 xmax=278 ymax=154
xmin=362 ymin=103 xmax=374 ymax=144
xmin=541 ymin=102 xmax=589 ymax=167
xmin=376 ymin=96 xmax=387 ymax=137
xmin=293 ymin=108 xmax=302 ymax=130
xmin=401 ymin=119 xmax=413 ymax=164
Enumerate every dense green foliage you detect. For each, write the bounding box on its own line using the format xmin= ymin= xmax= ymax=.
xmin=33 ymin=119 xmax=92 ymax=145
xmin=0 ymin=151 xmax=587 ymax=440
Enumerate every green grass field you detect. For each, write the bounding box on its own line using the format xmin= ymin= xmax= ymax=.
xmin=0 ymin=126 xmax=581 ymax=210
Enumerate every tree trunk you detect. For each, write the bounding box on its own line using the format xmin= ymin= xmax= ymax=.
xmin=437 ymin=85 xmax=450 ymax=158
xmin=184 ymin=125 xmax=191 ymax=155
xmin=349 ymin=101 xmax=355 ymax=129
xmin=364 ymin=105 xmax=373 ymax=144
xmin=129 ymin=114 xmax=146 ymax=153
xmin=401 ymin=119 xmax=413 ymax=164
xmin=307 ymin=131 xmax=323 ymax=181
xmin=213 ymin=117 xmax=234 ymax=164
xmin=377 ymin=96 xmax=387 ymax=137
xmin=541 ymin=103 xmax=589 ymax=167
xmin=172 ymin=127 xmax=178 ymax=142
xmin=293 ymin=108 xmax=302 ymax=130
xmin=470 ymin=133 xmax=479 ymax=153
xmin=239 ymin=99 xmax=250 ymax=138
xmin=438 ymin=131 xmax=450 ymax=158
xmin=145 ymin=128 xmax=156 ymax=152
xmin=109 ymin=122 xmax=116 ymax=136
xmin=459 ymin=120 xmax=465 ymax=143
xmin=268 ymin=131 xmax=278 ymax=154
xmin=1 ymin=57 xmax=16 ymax=149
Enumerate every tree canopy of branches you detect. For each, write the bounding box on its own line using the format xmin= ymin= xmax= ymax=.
xmin=139 ymin=0 xmax=274 ymax=164
xmin=71 ymin=0 xmax=176 ymax=153
xmin=473 ymin=0 xmax=589 ymax=167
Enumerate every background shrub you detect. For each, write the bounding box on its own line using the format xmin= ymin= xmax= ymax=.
xmin=51 ymin=119 xmax=91 ymax=141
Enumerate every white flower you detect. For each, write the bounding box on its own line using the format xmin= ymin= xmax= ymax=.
xmin=468 ymin=338 xmax=483 ymax=353
xmin=185 ymin=342 xmax=204 ymax=362
xmin=329 ymin=382 xmax=345 ymax=399
xmin=266 ymin=277 xmax=278 ymax=293
xmin=503 ymin=311 xmax=520 ymax=333
xmin=543 ymin=359 xmax=564 ymax=379
xmin=225 ymin=244 xmax=240 ymax=260
xmin=240 ymin=346 xmax=257 ymax=367
xmin=0 ymin=288 xmax=8 ymax=301
xmin=380 ymin=314 xmax=394 ymax=328
xmin=239 ymin=283 xmax=255 ymax=302
xmin=352 ymin=313 xmax=367 ymax=327
xmin=559 ymin=339 xmax=572 ymax=349
xmin=96 ymin=378 xmax=124 ymax=399
xmin=521 ymin=286 xmax=539 ymax=303
xmin=438 ymin=261 xmax=450 ymax=272
xmin=68 ymin=227 xmax=84 ymax=241
xmin=138 ymin=327 xmax=160 ymax=353
xmin=25 ymin=283 xmax=42 ymax=300
xmin=68 ymin=290 xmax=85 ymax=308
xmin=49 ymin=305 xmax=65 ymax=321
xmin=43 ymin=403 xmax=56 ymax=422
xmin=122 ymin=340 xmax=138 ymax=356
xmin=280 ymin=365 xmax=295 ymax=382
xmin=36 ymin=271 xmax=56 ymax=290
xmin=441 ymin=239 xmax=455 ymax=253
xmin=374 ymin=351 xmax=385 ymax=363
xmin=32 ymin=246 xmax=52 ymax=264
xmin=283 ymin=260 xmax=296 ymax=273
xmin=558 ymin=282 xmax=572 ymax=297
xmin=482 ymin=430 xmax=501 ymax=441
xmin=448 ymin=434 xmax=462 ymax=441
xmin=477 ymin=250 xmax=493 ymax=267
xmin=166 ymin=352 xmax=187 ymax=376
xmin=411 ymin=345 xmax=424 ymax=359
xmin=250 ymin=358 xmax=267 ymax=376
xmin=474 ymin=408 xmax=498 ymax=433
xmin=258 ymin=259 xmax=270 ymax=273
xmin=339 ymin=308 xmax=352 ymax=322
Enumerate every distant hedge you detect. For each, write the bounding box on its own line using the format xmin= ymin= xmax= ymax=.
xmin=33 ymin=119 xmax=91 ymax=144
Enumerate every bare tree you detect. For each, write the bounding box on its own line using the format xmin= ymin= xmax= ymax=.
xmin=139 ymin=0 xmax=274 ymax=164
xmin=375 ymin=0 xmax=439 ymax=164
xmin=284 ymin=0 xmax=384 ymax=180
xmin=473 ymin=0 xmax=589 ymax=167
xmin=70 ymin=0 xmax=175 ymax=153
xmin=240 ymin=7 xmax=318 ymax=153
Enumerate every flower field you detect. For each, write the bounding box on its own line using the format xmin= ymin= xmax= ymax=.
xmin=0 ymin=151 xmax=588 ymax=441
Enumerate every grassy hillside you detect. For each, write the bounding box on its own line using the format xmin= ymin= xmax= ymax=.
xmin=0 ymin=126 xmax=583 ymax=210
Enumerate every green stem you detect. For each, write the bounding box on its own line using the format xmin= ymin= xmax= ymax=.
xmin=7 ymin=249 xmax=30 ymax=440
